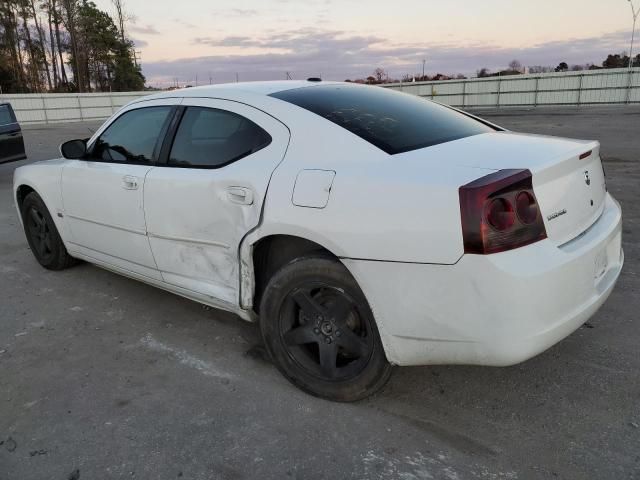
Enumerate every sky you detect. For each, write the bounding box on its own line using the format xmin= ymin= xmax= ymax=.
xmin=92 ymin=0 xmax=638 ymax=87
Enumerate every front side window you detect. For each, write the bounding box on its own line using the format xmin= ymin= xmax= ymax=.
xmin=168 ymin=107 xmax=271 ymax=168
xmin=90 ymin=106 xmax=172 ymax=163
xmin=271 ymin=85 xmax=496 ymax=155
xmin=0 ymin=105 xmax=14 ymax=126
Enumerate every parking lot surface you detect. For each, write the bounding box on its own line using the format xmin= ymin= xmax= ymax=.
xmin=1 ymin=106 xmax=639 ymax=480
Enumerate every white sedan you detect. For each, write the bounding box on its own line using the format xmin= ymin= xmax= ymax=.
xmin=13 ymin=80 xmax=623 ymax=401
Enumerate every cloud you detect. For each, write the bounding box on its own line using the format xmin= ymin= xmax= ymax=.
xmin=131 ymin=37 xmax=148 ymax=48
xmin=129 ymin=23 xmax=160 ymax=35
xmin=219 ymin=8 xmax=259 ymax=17
xmin=192 ymin=28 xmax=384 ymax=52
xmin=141 ymin=28 xmax=633 ymax=85
xmin=275 ymin=0 xmax=331 ymax=3
xmin=193 ymin=36 xmax=262 ymax=48
xmin=172 ymin=18 xmax=196 ymax=29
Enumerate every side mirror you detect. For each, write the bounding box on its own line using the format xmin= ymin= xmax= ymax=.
xmin=60 ymin=139 xmax=87 ymax=159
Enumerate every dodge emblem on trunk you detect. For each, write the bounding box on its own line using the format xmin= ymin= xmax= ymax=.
xmin=584 ymin=170 xmax=591 ymax=186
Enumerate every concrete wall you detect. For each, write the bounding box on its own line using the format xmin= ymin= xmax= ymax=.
xmin=0 ymin=91 xmax=151 ymax=124
xmin=383 ymin=67 xmax=640 ymax=108
xmin=2 ymin=68 xmax=640 ymax=125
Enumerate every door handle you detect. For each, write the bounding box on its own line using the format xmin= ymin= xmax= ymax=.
xmin=122 ymin=175 xmax=139 ymax=190
xmin=226 ymin=186 xmax=253 ymax=205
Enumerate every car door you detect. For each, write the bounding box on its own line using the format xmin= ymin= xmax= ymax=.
xmin=61 ymin=100 xmax=179 ymax=280
xmin=143 ymin=98 xmax=290 ymax=307
xmin=0 ymin=103 xmax=26 ymax=164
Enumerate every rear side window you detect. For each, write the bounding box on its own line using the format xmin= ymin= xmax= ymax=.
xmin=91 ymin=106 xmax=172 ymax=163
xmin=0 ymin=105 xmax=15 ymax=126
xmin=271 ymin=85 xmax=496 ymax=154
xmin=168 ymin=107 xmax=271 ymax=168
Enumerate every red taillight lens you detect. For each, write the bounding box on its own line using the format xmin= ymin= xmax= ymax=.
xmin=515 ymin=191 xmax=538 ymax=224
xmin=485 ymin=198 xmax=514 ymax=230
xmin=459 ymin=169 xmax=547 ymax=254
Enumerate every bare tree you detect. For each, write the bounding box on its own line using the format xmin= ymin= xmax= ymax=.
xmin=52 ymin=0 xmax=69 ymax=88
xmin=1 ymin=1 xmax=27 ymax=91
xmin=508 ymin=59 xmax=522 ymax=72
xmin=45 ymin=0 xmax=59 ymax=88
xmin=528 ymin=65 xmax=553 ymax=74
xmin=19 ymin=1 xmax=41 ymax=91
xmin=29 ymin=0 xmax=52 ymax=90
xmin=373 ymin=67 xmax=386 ymax=83
xmin=59 ymin=0 xmax=84 ymax=91
xmin=111 ymin=0 xmax=129 ymax=44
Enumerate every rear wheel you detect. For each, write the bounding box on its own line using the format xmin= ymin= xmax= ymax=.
xmin=260 ymin=255 xmax=392 ymax=401
xmin=21 ymin=192 xmax=77 ymax=270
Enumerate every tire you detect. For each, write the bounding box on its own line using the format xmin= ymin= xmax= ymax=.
xmin=21 ymin=192 xmax=77 ymax=271
xmin=259 ymin=255 xmax=392 ymax=401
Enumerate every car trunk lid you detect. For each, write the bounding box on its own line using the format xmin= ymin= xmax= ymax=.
xmin=447 ymin=131 xmax=607 ymax=246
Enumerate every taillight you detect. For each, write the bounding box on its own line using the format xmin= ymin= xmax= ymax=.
xmin=515 ymin=191 xmax=537 ymax=224
xmin=459 ymin=169 xmax=547 ymax=254
xmin=485 ymin=198 xmax=514 ymax=230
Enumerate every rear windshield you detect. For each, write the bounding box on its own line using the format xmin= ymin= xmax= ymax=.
xmin=271 ymin=85 xmax=496 ymax=155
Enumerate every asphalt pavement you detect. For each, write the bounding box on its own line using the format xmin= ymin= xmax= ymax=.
xmin=1 ymin=106 xmax=639 ymax=479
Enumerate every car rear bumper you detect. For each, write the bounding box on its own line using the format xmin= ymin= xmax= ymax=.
xmin=343 ymin=193 xmax=623 ymax=367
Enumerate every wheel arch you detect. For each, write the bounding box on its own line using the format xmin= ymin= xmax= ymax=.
xmin=13 ymin=163 xmax=70 ymax=243
xmin=16 ymin=184 xmax=37 ymax=208
xmin=14 ymin=183 xmax=41 ymax=228
xmin=244 ymin=233 xmax=341 ymax=315
xmin=239 ymin=227 xmax=398 ymax=365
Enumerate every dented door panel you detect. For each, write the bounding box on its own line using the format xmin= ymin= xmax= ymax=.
xmin=143 ymin=98 xmax=290 ymax=305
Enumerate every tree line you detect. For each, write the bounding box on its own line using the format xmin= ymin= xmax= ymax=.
xmin=0 ymin=0 xmax=144 ymax=93
xmin=348 ymin=53 xmax=640 ymax=85
xmin=488 ymin=54 xmax=640 ymax=77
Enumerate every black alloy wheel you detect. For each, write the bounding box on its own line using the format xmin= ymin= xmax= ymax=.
xmin=260 ymin=255 xmax=392 ymax=401
xmin=280 ymin=284 xmax=374 ymax=381
xmin=25 ymin=206 xmax=55 ymax=262
xmin=21 ymin=192 xmax=77 ymax=270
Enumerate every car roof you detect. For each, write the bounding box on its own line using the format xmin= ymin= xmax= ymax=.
xmin=138 ymin=80 xmax=342 ymax=103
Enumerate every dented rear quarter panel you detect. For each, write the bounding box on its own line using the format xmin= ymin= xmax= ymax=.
xmin=249 ymin=99 xmax=494 ymax=265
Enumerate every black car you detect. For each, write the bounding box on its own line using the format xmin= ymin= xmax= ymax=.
xmin=0 ymin=102 xmax=26 ymax=164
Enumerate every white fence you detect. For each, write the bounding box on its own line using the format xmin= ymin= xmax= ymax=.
xmin=383 ymin=67 xmax=640 ymax=108
xmin=2 ymin=68 xmax=640 ymax=124
xmin=0 ymin=91 xmax=150 ymax=124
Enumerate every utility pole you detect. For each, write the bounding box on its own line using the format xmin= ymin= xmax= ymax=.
xmin=422 ymin=58 xmax=426 ymax=79
xmin=195 ymin=74 xmax=198 ymax=86
xmin=209 ymin=72 xmax=212 ymax=84
xmin=628 ymin=0 xmax=639 ymax=70
xmin=236 ymin=73 xmax=239 ymax=83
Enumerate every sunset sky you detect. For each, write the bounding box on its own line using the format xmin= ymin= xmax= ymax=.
xmin=92 ymin=0 xmax=637 ymax=87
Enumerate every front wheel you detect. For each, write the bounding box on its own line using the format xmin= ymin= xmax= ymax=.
xmin=259 ymin=256 xmax=392 ymax=401
xmin=21 ymin=192 xmax=77 ymax=270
